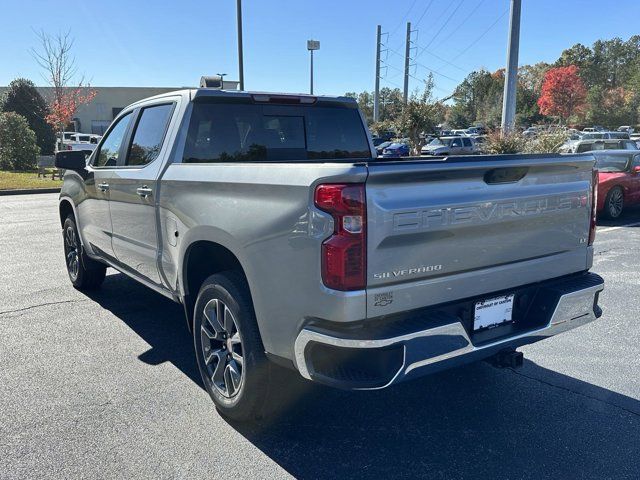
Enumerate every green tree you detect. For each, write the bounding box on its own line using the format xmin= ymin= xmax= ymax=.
xmin=519 ymin=62 xmax=551 ymax=94
xmin=345 ymin=91 xmax=374 ymax=125
xmin=393 ymin=76 xmax=445 ymax=154
xmin=0 ymin=112 xmax=40 ymax=171
xmin=1 ymin=78 xmax=56 ymax=154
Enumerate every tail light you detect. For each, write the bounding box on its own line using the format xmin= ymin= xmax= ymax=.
xmin=66 ymin=145 xmax=73 ymax=151
xmin=314 ymin=184 xmax=366 ymax=291
xmin=588 ymin=168 xmax=598 ymax=246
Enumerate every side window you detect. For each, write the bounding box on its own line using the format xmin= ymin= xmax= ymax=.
xmin=126 ymin=104 xmax=174 ymax=166
xmin=94 ymin=112 xmax=132 ymax=167
xmin=452 ymin=138 xmax=463 ymax=147
xmin=633 ymin=154 xmax=640 ymax=168
xmin=462 ymin=138 xmax=472 ymax=147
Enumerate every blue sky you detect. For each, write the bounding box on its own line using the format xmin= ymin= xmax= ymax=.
xmin=2 ymin=0 xmax=639 ymax=98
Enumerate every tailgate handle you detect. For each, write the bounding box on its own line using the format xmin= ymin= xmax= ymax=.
xmin=484 ymin=167 xmax=529 ymax=184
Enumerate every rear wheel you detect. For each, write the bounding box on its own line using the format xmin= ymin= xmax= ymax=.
xmin=604 ymin=186 xmax=624 ymax=219
xmin=193 ymin=271 xmax=296 ymax=421
xmin=62 ymin=215 xmax=106 ymax=290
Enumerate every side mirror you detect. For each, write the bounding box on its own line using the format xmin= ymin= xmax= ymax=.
xmin=633 ymin=165 xmax=640 ymax=174
xmin=55 ymin=150 xmax=87 ymax=170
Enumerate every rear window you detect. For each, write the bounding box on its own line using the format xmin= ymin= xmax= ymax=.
xmin=595 ymin=154 xmax=630 ymax=172
xmin=183 ymin=102 xmax=370 ymax=163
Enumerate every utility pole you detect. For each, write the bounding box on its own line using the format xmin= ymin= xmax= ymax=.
xmin=501 ymin=0 xmax=522 ymax=133
xmin=403 ymin=22 xmax=411 ymax=103
xmin=236 ymin=0 xmax=244 ymax=90
xmin=307 ymin=40 xmax=320 ymax=94
xmin=373 ymin=25 xmax=381 ymax=122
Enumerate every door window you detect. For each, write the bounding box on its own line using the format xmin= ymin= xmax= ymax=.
xmin=462 ymin=138 xmax=472 ymax=147
xmin=126 ymin=104 xmax=174 ymax=166
xmin=94 ymin=112 xmax=132 ymax=167
xmin=451 ymin=138 xmax=463 ymax=148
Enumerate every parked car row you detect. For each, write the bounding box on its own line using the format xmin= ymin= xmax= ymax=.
xmin=559 ymin=138 xmax=638 ymax=153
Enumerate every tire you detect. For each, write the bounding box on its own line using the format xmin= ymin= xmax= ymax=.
xmin=193 ymin=271 xmax=294 ymax=421
xmin=62 ymin=215 xmax=107 ymax=290
xmin=603 ymin=186 xmax=624 ymax=219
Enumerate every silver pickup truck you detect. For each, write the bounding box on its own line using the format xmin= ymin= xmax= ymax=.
xmin=56 ymin=89 xmax=604 ymax=420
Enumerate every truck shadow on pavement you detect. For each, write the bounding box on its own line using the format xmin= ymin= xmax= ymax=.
xmin=86 ymin=273 xmax=640 ymax=480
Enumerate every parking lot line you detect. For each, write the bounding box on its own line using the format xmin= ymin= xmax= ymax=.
xmin=598 ymin=221 xmax=640 ymax=233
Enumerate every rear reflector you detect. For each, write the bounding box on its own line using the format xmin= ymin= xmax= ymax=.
xmin=314 ymin=184 xmax=366 ymax=291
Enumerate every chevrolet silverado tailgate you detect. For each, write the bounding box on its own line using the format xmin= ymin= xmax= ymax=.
xmin=365 ymin=154 xmax=595 ymax=316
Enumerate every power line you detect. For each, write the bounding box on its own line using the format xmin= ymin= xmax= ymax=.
xmin=388 ymin=0 xmax=436 ymax=53
xmin=416 ymin=0 xmax=466 ymax=57
xmin=412 ymin=42 xmax=467 ymax=72
xmin=386 ymin=46 xmax=461 ymax=83
xmin=414 ymin=0 xmax=436 ymax=29
xmin=436 ymin=0 xmax=487 ymax=48
xmin=389 ymin=0 xmax=419 ymax=37
xmin=384 ymin=61 xmax=453 ymax=94
xmin=450 ymin=9 xmax=509 ymax=62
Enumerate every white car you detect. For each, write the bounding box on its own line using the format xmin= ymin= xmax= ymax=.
xmin=421 ymin=136 xmax=479 ymax=155
xmin=57 ymin=133 xmax=98 ymax=154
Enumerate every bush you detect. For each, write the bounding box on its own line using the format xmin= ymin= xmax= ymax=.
xmin=1 ymin=78 xmax=56 ymax=155
xmin=0 ymin=112 xmax=40 ymax=171
xmin=484 ymin=129 xmax=527 ymax=154
xmin=523 ymin=131 xmax=569 ymax=154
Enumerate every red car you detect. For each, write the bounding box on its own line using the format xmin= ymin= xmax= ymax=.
xmin=594 ymin=151 xmax=640 ymax=219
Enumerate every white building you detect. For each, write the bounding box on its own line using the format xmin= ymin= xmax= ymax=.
xmin=0 ymin=82 xmax=239 ymax=134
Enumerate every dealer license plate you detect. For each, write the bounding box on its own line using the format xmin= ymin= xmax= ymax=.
xmin=473 ymin=294 xmax=515 ymax=331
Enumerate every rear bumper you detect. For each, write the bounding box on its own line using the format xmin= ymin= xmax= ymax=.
xmin=294 ymin=273 xmax=604 ymax=389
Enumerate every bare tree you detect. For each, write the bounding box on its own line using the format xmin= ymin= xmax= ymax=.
xmin=31 ymin=30 xmax=95 ymax=145
xmin=31 ymin=30 xmax=77 ymax=104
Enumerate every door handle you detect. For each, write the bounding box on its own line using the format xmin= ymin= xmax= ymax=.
xmin=136 ymin=186 xmax=153 ymax=198
xmin=98 ymin=182 xmax=109 ymax=192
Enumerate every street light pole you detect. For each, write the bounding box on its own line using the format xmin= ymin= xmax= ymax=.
xmin=501 ymin=0 xmax=522 ymax=133
xmin=310 ymin=50 xmax=314 ymax=94
xmin=307 ymin=40 xmax=320 ymax=95
xmin=236 ymin=0 xmax=244 ymax=90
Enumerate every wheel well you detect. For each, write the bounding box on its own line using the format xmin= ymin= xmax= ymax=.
xmin=182 ymin=241 xmax=246 ymax=331
xmin=59 ymin=200 xmax=74 ymax=227
xmin=606 ymin=185 xmax=624 ymax=200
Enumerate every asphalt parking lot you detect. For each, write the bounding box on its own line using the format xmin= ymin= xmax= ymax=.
xmin=1 ymin=193 xmax=639 ymax=479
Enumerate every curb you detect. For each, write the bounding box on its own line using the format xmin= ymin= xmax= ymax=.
xmin=0 ymin=188 xmax=61 ymax=196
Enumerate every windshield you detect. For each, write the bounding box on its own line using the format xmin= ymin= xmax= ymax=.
xmin=428 ymin=138 xmax=452 ymax=147
xmin=595 ymin=155 xmax=630 ymax=172
xmin=582 ymin=133 xmax=605 ymax=139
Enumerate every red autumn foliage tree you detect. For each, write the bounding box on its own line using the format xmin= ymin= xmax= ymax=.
xmin=32 ymin=30 xmax=96 ymax=145
xmin=45 ymin=87 xmax=96 ymax=133
xmin=537 ymin=65 xmax=587 ymax=124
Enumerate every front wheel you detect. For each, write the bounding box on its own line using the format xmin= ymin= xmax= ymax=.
xmin=604 ymin=186 xmax=624 ymax=219
xmin=62 ymin=215 xmax=106 ymax=290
